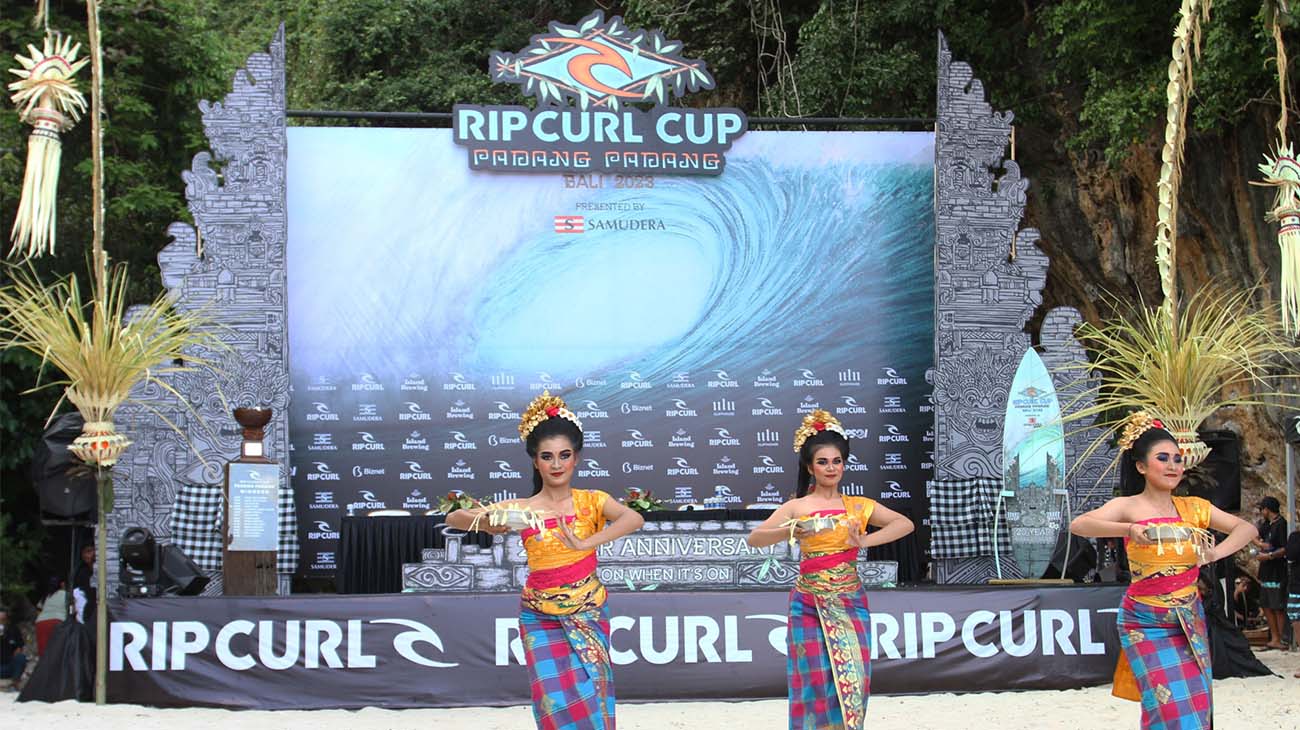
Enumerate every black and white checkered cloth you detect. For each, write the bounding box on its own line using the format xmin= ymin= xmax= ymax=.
xmin=170 ymin=482 xmax=223 ymax=571
xmin=927 ymin=477 xmax=1013 ymax=559
xmin=169 ymin=480 xmax=300 ymax=575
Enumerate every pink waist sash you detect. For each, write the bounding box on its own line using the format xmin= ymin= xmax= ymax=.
xmin=526 ymin=552 xmax=597 ymax=590
xmin=1126 ymin=567 xmax=1198 ymax=598
xmin=800 ymin=548 xmax=858 ymax=575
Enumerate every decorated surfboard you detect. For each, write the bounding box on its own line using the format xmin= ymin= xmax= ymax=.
xmin=1001 ymin=348 xmax=1067 ymax=579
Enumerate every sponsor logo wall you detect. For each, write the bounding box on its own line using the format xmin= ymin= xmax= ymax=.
xmin=288 ymin=130 xmax=935 ymax=575
xmin=107 ymin=586 xmax=1123 ymax=709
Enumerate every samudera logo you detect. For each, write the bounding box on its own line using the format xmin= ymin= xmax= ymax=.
xmin=453 ymin=11 xmax=746 ymax=175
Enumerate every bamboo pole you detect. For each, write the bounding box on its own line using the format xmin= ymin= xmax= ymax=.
xmin=85 ymin=0 xmax=108 ymax=705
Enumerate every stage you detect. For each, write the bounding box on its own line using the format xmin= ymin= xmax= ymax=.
xmin=106 ymin=584 xmax=1124 ymax=710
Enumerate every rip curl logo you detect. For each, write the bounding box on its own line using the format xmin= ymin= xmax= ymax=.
xmin=454 ymin=11 xmax=746 ymax=175
xmin=489 ymin=12 xmax=714 ymax=109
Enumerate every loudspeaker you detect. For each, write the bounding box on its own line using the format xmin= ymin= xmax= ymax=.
xmin=1042 ymin=532 xmax=1097 ymax=581
xmin=30 ymin=413 xmax=96 ymax=521
xmin=1197 ymin=430 xmax=1241 ymax=512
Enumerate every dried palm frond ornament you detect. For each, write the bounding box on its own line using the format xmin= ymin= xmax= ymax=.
xmin=1064 ymin=0 xmax=1300 ymax=475
xmin=1256 ymin=2 xmax=1300 ymax=336
xmin=7 ymin=32 xmax=88 ymax=258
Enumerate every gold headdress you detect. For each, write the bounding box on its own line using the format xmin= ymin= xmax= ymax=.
xmin=792 ymin=409 xmax=848 ymax=452
xmin=518 ymin=390 xmax=583 ymax=439
xmin=1117 ymin=410 xmax=1168 ymax=452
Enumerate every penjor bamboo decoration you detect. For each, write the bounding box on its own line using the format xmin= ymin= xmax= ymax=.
xmin=1256 ymin=2 xmax=1300 ymax=336
xmin=1153 ymin=0 xmax=1211 ymax=331
xmin=7 ymin=33 xmax=89 ymax=258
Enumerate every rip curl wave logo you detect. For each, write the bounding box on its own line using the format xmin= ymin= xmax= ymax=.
xmin=490 ymin=12 xmax=715 ymax=110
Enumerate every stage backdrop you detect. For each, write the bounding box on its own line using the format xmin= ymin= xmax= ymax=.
xmin=287 ymin=129 xmax=935 ymax=575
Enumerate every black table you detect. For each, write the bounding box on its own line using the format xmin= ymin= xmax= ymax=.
xmin=338 ymin=509 xmax=923 ymax=594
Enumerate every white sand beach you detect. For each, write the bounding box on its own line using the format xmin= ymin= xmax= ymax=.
xmin=4 ymin=650 xmax=1298 ymax=729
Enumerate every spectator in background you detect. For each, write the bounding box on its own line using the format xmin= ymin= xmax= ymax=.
xmin=1287 ymin=503 xmax=1300 ymax=676
xmin=0 ymin=607 xmax=26 ymax=691
xmin=35 ymin=577 xmax=67 ymax=655
xmin=1253 ymin=496 xmax=1289 ymax=650
xmin=1234 ymin=573 xmax=1262 ymax=627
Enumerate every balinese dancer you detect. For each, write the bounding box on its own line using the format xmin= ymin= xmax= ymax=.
xmin=1070 ymin=411 xmax=1256 ymax=729
xmin=447 ymin=391 xmax=644 ymax=729
xmin=746 ymin=410 xmax=914 ymax=729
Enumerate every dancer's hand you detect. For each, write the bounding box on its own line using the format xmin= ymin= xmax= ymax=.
xmin=845 ymin=518 xmax=871 ymax=548
xmin=555 ymin=518 xmax=591 ymax=551
xmin=1127 ymin=522 xmax=1154 ymax=545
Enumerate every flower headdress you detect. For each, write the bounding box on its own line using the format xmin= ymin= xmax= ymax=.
xmin=792 ymin=409 xmax=848 ymax=452
xmin=1117 ymin=410 xmax=1167 ymax=452
xmin=518 ymin=390 xmax=583 ymax=439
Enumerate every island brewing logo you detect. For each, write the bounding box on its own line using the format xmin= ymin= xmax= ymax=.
xmin=454 ymin=11 xmax=746 ymax=175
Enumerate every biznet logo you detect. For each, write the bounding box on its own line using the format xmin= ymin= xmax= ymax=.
xmin=307 ymin=462 xmax=340 ymax=482
xmin=707 ymin=369 xmax=739 ymax=389
xmin=351 ymin=466 xmax=386 ymax=479
xmin=879 ymin=424 xmax=910 ymax=443
xmin=878 ymin=367 xmax=908 ymax=386
xmin=306 ymin=402 xmax=339 ymax=422
xmin=444 ymin=372 xmax=476 ymax=391
xmin=579 ymin=459 xmax=611 ymax=478
xmin=620 ymin=402 xmax=653 ymax=415
xmin=352 ymin=432 xmax=385 ymax=451
xmin=576 ymin=400 xmax=609 ymax=420
xmin=666 ymin=457 xmax=698 ymax=477
xmin=488 ymin=433 xmax=523 ymax=447
xmin=110 ymin=618 xmax=460 ymax=672
xmin=490 ymin=460 xmax=524 ymax=480
xmin=489 ymin=401 xmax=519 ymax=421
xmin=710 ymin=428 xmax=741 ymax=447
xmin=665 ymin=398 xmax=698 ymax=417
xmin=397 ymin=402 xmax=434 ymax=420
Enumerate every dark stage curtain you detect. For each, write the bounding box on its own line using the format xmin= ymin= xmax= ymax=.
xmin=338 ymin=515 xmax=493 ymax=594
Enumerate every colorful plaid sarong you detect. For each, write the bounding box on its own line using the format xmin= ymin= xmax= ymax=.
xmin=787 ymin=586 xmax=872 ymax=730
xmin=1116 ymin=595 xmax=1212 ymax=730
xmin=520 ymin=606 xmax=615 ymax=730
